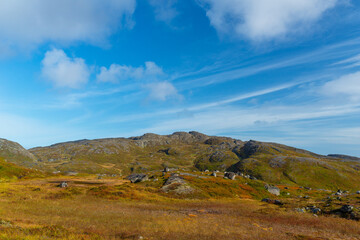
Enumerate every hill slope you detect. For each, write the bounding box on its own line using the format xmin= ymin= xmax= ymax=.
xmin=29 ymin=131 xmax=235 ymax=174
xmin=0 ymin=138 xmax=36 ymax=166
xmin=227 ymin=140 xmax=360 ymax=190
xmin=27 ymin=132 xmax=360 ymax=190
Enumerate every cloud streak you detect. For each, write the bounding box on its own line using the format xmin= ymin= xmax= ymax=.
xmin=175 ymin=36 xmax=360 ymax=90
xmin=138 ymin=103 xmax=360 ymax=140
xmin=321 ymin=71 xmax=360 ymax=101
xmin=107 ymin=80 xmax=305 ymax=123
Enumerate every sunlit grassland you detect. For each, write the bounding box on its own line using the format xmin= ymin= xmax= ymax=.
xmin=0 ymin=175 xmax=358 ymax=240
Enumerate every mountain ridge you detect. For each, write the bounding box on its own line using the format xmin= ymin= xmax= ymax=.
xmin=1 ymin=132 xmax=360 ymax=190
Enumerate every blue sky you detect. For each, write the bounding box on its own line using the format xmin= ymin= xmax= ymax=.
xmin=1 ymin=0 xmax=360 ymax=156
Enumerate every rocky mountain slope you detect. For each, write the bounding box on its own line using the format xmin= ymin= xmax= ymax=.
xmin=25 ymin=131 xmax=360 ymax=190
xmin=1 ymin=134 xmax=359 ymax=239
xmin=0 ymin=138 xmax=36 ymax=166
xmin=0 ymin=139 xmax=42 ymax=180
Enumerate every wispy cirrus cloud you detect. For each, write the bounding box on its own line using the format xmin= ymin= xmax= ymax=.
xmin=136 ymin=103 xmax=360 ymax=142
xmin=107 ymin=80 xmax=306 ymax=123
xmin=176 ymin=36 xmax=360 ymax=89
xmin=333 ymin=53 xmax=360 ymax=68
xmin=321 ymin=71 xmax=360 ymax=101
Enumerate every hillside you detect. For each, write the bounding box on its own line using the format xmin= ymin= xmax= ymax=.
xmin=27 ymin=132 xmax=360 ymax=190
xmin=0 ymin=156 xmax=42 ymax=181
xmin=0 ymin=138 xmax=37 ymax=167
xmin=227 ymin=140 xmax=360 ymax=190
xmin=0 ymin=134 xmax=359 ymax=239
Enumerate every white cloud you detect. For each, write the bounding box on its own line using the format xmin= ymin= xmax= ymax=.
xmin=198 ymin=0 xmax=337 ymax=41
xmin=96 ymin=61 xmax=178 ymax=101
xmin=144 ymin=61 xmax=164 ymax=76
xmin=96 ymin=61 xmax=164 ymax=83
xmin=322 ymin=71 xmax=360 ymax=101
xmin=148 ymin=0 xmax=178 ymax=23
xmin=0 ymin=0 xmax=136 ymax=54
xmin=146 ymin=81 xmax=181 ymax=101
xmin=41 ymin=49 xmax=90 ymax=89
xmin=97 ymin=65 xmax=143 ymax=83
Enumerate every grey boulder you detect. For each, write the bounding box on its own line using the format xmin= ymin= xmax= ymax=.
xmin=265 ymin=184 xmax=280 ymax=196
xmin=161 ymin=175 xmax=195 ymax=194
xmin=58 ymin=181 xmax=68 ymax=188
xmin=340 ymin=205 xmax=353 ymax=213
xmin=126 ymin=174 xmax=149 ymax=183
xmin=224 ymin=172 xmax=236 ymax=180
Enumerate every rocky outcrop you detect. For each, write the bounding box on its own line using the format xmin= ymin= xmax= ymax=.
xmin=161 ymin=174 xmax=195 ymax=194
xmin=331 ymin=205 xmax=358 ymax=220
xmin=340 ymin=205 xmax=353 ymax=213
xmin=209 ymin=151 xmax=230 ymax=163
xmin=232 ymin=140 xmax=261 ymax=159
xmin=132 ymin=131 xmax=210 ymax=147
xmin=126 ymin=174 xmax=149 ymax=183
xmin=261 ymin=198 xmax=283 ymax=205
xmin=265 ymin=185 xmax=280 ymax=196
xmin=224 ymin=172 xmax=236 ymax=180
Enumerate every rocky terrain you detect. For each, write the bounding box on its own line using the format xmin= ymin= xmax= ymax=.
xmin=0 ymin=138 xmax=36 ymax=165
xmin=0 ymin=132 xmax=359 ymax=239
xmin=16 ymin=131 xmax=360 ymax=191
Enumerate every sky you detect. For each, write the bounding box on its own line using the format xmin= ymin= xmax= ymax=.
xmin=1 ymin=0 xmax=360 ymax=156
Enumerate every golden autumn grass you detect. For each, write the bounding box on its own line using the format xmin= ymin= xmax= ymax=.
xmin=0 ymin=175 xmax=359 ymax=240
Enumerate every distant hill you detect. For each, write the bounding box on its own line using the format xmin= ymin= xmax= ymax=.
xmin=0 ymin=138 xmax=37 ymax=166
xmin=328 ymin=154 xmax=360 ymax=161
xmin=26 ymin=132 xmax=360 ymax=190
xmin=227 ymin=140 xmax=360 ymax=190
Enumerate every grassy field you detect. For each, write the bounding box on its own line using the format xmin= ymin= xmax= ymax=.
xmin=0 ymin=173 xmax=359 ymax=240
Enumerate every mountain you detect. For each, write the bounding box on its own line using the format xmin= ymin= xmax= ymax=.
xmin=28 ymin=132 xmax=360 ymax=190
xmin=0 ymin=138 xmax=36 ymax=166
xmin=0 ymin=139 xmax=42 ymax=180
xmin=328 ymin=154 xmax=360 ymax=161
xmin=29 ymin=131 xmax=230 ymax=175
